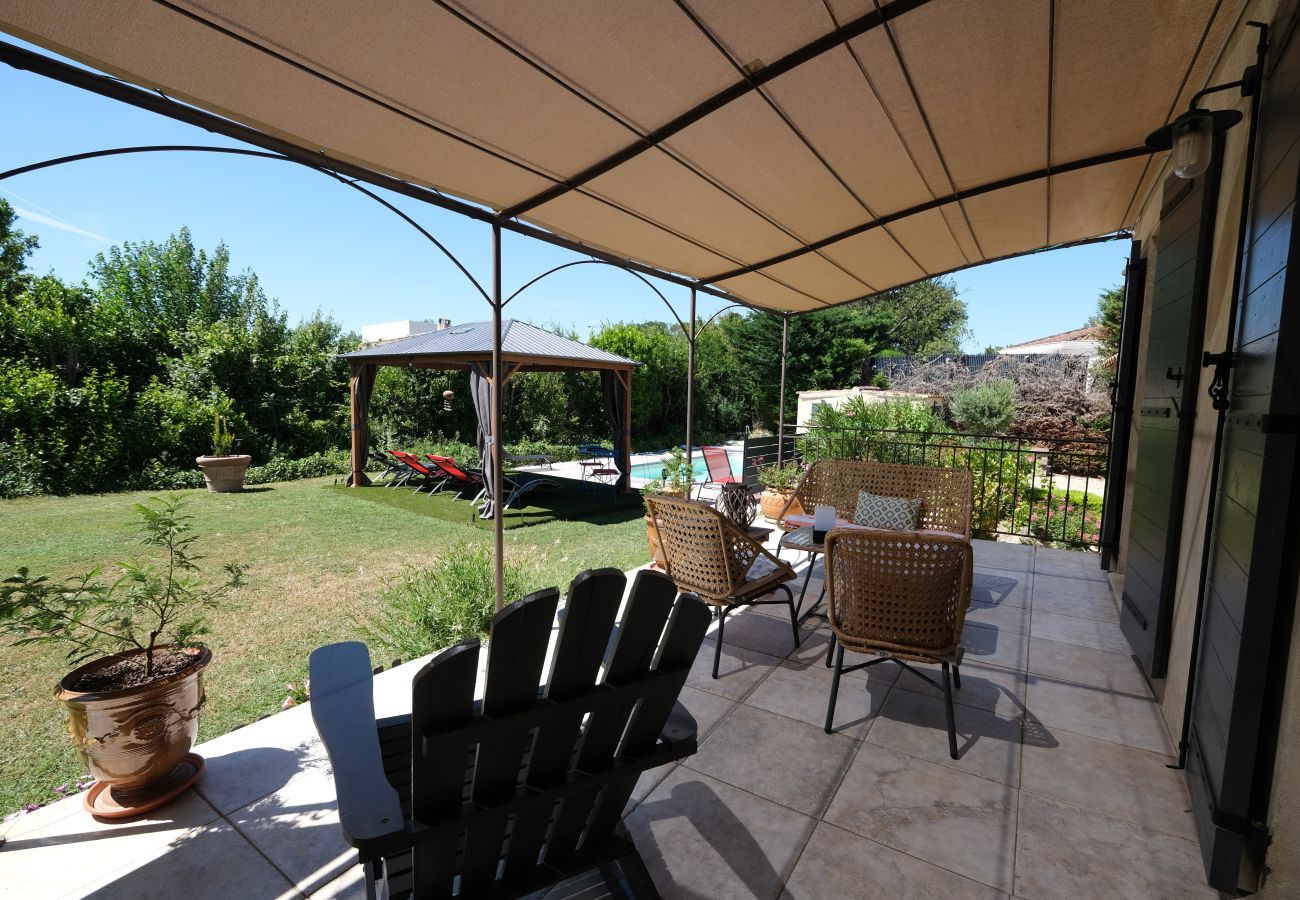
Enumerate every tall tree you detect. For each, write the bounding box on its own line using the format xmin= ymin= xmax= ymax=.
xmin=0 ymin=200 xmax=38 ymax=303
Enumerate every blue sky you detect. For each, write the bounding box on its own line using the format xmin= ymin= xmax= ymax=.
xmin=1 ymin=43 xmax=1128 ymax=351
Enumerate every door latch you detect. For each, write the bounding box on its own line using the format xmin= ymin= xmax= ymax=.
xmin=1166 ymin=366 xmax=1183 ymax=386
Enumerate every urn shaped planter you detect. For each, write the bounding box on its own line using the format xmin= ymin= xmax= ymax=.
xmin=57 ymin=646 xmax=211 ymax=814
xmin=196 ymin=454 xmax=252 ymax=492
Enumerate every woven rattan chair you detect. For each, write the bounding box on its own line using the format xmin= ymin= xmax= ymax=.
xmin=823 ymin=528 xmax=974 ymax=758
xmin=778 ymin=460 xmax=974 ymax=539
xmin=646 ymin=494 xmax=800 ymax=678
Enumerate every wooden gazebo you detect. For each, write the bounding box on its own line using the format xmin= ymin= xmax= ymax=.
xmin=342 ymin=320 xmax=639 ymax=502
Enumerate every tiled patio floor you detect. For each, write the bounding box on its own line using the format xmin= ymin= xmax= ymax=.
xmin=624 ymin=542 xmax=1212 ymax=900
xmin=0 ymin=542 xmax=1211 ymax=899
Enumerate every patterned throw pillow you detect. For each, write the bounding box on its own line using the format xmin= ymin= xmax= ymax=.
xmin=853 ymin=491 xmax=922 ymax=530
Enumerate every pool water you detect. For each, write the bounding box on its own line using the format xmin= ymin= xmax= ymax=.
xmin=630 ymin=451 xmax=741 ymax=482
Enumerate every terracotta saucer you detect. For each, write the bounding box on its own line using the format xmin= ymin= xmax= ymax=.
xmin=83 ymin=753 xmax=205 ymax=820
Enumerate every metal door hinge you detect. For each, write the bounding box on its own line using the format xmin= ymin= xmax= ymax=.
xmin=1202 ymin=350 xmax=1235 ymax=410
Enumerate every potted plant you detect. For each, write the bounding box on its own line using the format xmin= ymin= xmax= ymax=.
xmin=757 ymin=460 xmax=803 ymax=522
xmin=0 ymin=496 xmax=246 ymax=818
xmin=196 ymin=404 xmax=252 ymax=492
xmin=642 ymin=446 xmax=694 ymax=569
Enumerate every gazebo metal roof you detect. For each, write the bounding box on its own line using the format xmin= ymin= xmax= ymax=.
xmin=342 ymin=320 xmax=640 ymax=372
xmin=0 ymin=0 xmax=1242 ymax=314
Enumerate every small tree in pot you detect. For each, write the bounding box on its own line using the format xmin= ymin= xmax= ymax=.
xmin=0 ymin=496 xmax=246 ymax=817
xmin=196 ymin=402 xmax=252 ymax=492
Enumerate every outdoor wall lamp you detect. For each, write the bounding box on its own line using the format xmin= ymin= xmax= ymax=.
xmin=1145 ymin=61 xmax=1259 ymax=179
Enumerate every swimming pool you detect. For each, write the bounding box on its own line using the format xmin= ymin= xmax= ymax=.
xmin=629 ymin=450 xmax=742 ymax=482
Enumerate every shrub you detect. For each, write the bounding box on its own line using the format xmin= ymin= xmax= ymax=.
xmin=800 ymin=398 xmax=943 ymax=462
xmin=363 ymin=545 xmax=533 ymax=662
xmin=871 ymin=371 xmax=890 ymax=389
xmin=1013 ymin=487 xmax=1103 ymax=548
xmin=950 ymin=380 xmax=1016 ymax=434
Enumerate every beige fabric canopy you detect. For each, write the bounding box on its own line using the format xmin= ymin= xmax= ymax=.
xmin=1 ymin=0 xmax=1242 ymax=312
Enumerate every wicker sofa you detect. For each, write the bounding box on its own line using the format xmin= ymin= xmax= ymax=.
xmin=777 ymin=459 xmax=974 ymax=539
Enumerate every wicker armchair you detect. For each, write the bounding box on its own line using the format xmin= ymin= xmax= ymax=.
xmin=778 ymin=460 xmax=974 ymax=539
xmin=646 ymin=494 xmax=800 ymax=678
xmin=823 ymin=528 xmax=973 ymax=759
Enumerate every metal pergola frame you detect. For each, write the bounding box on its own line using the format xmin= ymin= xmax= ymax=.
xmin=0 ymin=21 xmax=1149 ymax=610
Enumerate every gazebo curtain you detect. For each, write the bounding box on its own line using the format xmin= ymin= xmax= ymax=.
xmin=600 ymin=370 xmax=630 ymax=492
xmin=469 ymin=361 xmax=520 ymax=518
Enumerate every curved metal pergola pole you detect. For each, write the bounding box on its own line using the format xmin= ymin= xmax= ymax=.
xmin=0 ymin=144 xmax=491 ymax=302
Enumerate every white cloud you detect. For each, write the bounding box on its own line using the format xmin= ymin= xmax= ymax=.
xmin=12 ymin=206 xmax=112 ymax=243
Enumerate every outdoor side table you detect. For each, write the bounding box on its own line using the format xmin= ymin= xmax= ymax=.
xmin=778 ymin=525 xmax=830 ymax=624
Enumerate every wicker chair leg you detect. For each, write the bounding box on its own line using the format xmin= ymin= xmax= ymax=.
xmin=953 ymin=664 xmax=962 ymax=690
xmin=779 ymin=585 xmax=800 ymax=649
xmin=712 ymin=608 xmax=729 ymax=679
xmin=942 ymin=661 xmax=958 ymax=759
xmin=824 ymin=632 xmax=836 ymax=668
xmin=824 ymin=644 xmax=845 ymax=733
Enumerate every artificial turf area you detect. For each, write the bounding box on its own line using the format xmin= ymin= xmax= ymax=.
xmin=0 ymin=476 xmax=649 ymax=815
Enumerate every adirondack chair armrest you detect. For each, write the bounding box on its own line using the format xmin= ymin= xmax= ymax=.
xmin=658 ymin=699 xmax=699 ymax=750
xmin=310 ymin=642 xmax=407 ymax=859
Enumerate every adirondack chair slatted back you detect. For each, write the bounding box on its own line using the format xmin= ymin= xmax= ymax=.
xmin=359 ymin=567 xmax=711 ymax=899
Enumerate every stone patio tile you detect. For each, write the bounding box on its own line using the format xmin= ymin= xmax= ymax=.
xmin=686 ymin=640 xmax=781 ymax=701
xmin=866 ymin=688 xmax=1024 ymax=787
xmin=825 ymin=743 xmax=1017 ymax=892
xmin=626 ymin=767 xmax=816 ymax=900
xmin=0 ymin=792 xmax=84 ymax=842
xmin=709 ymin=607 xmax=807 ymax=659
xmin=972 ymin=540 xmax=1034 ymax=572
xmin=312 ymin=862 xmax=367 ymax=898
xmin=1030 ymin=549 xmax=1108 ymax=582
xmin=1015 ymin=792 xmax=1215 ymax=899
xmin=782 ymin=821 xmax=1007 ymax=900
xmin=892 ymin=659 xmax=1028 ymax=719
xmin=1030 ymin=609 xmax=1130 ymax=655
xmin=1027 ymin=637 xmax=1152 ymax=698
xmin=1025 ymin=675 xmax=1172 ymax=754
xmin=0 ymin=788 xmax=221 ymax=899
xmin=786 ymin=625 xmax=887 ymax=671
xmin=964 ymin=599 xmax=1031 ymax=634
xmin=685 ymin=705 xmax=857 ymax=817
xmin=1031 ymin=590 xmax=1120 ymax=623
xmin=194 ymin=703 xmax=329 ymax=815
xmin=1032 ymin=572 xmax=1115 ymax=604
xmin=72 ymin=819 xmax=295 ymax=900
xmin=961 ymin=622 xmax=1030 ymax=671
xmin=971 ymin=568 xmax=1032 ymax=608
xmin=629 ymin=764 xmax=678 ymax=812
xmin=1021 ymin=727 xmax=1197 ymax=840
xmin=227 ymin=765 xmax=356 ymax=895
xmin=748 ymin=659 xmax=894 ymax=738
xmin=678 ymin=684 xmax=739 ymax=740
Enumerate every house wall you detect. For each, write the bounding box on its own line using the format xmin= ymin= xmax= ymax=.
xmin=1120 ymin=0 xmax=1300 ymax=893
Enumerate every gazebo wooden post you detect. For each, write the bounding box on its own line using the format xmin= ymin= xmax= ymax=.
xmin=348 ymin=362 xmax=374 ymax=487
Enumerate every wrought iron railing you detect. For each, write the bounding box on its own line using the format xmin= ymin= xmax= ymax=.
xmin=743 ymin=426 xmax=1109 ymax=549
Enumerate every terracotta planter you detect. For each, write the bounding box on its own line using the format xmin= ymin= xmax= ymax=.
xmin=196 ymin=454 xmax=252 ymax=492
xmin=645 ymin=514 xmax=666 ymax=570
xmin=759 ymin=488 xmax=797 ymax=522
xmin=57 ymin=646 xmax=211 ymax=791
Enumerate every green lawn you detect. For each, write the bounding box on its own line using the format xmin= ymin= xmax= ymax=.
xmin=0 ymin=477 xmax=649 ymax=815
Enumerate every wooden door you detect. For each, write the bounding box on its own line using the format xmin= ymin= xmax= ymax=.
xmin=1121 ymin=159 xmax=1224 ymax=679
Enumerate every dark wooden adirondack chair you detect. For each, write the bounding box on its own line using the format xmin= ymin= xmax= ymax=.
xmin=310 ymin=568 xmax=711 ymax=900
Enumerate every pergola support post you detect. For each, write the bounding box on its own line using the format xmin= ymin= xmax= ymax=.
xmin=621 ymin=369 xmax=634 ymax=494
xmin=685 ymin=286 xmax=696 ymax=485
xmin=490 ymin=223 xmax=505 ymax=612
xmin=777 ymin=314 xmax=789 ymax=465
xmin=348 ymin=362 xmax=376 ymax=487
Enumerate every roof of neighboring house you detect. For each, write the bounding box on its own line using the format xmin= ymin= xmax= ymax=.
xmin=342 ymin=319 xmax=639 ymax=371
xmin=1001 ymin=326 xmax=1102 ymax=350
